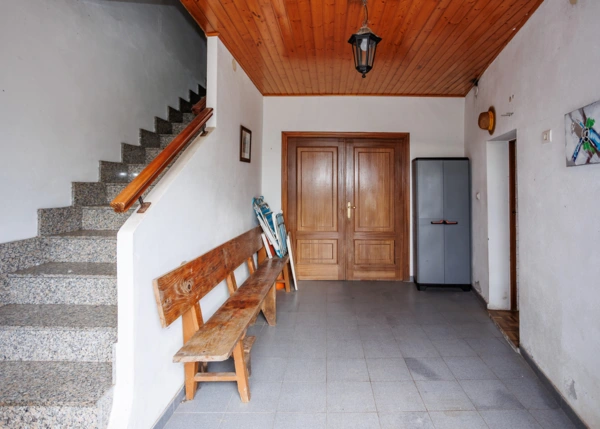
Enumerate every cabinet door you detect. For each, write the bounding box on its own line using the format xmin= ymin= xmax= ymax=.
xmin=416 ymin=219 xmax=445 ymax=284
xmin=443 ymin=161 xmax=471 ymax=284
xmin=416 ymin=160 xmax=444 ymax=220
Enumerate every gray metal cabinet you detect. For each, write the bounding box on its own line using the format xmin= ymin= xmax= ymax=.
xmin=413 ymin=158 xmax=471 ymax=290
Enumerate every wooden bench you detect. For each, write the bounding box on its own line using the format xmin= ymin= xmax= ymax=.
xmin=153 ymin=227 xmax=290 ymax=402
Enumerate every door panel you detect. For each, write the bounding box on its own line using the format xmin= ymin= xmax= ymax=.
xmin=354 ymin=148 xmax=394 ymax=232
xmin=288 ymin=139 xmax=345 ymax=280
xmin=346 ymin=142 xmax=405 ymax=281
xmin=416 ymin=219 xmax=445 ymax=284
xmin=443 ymin=160 xmax=469 ymax=222
xmin=416 ymin=160 xmax=444 ymax=220
xmin=444 ymin=223 xmax=471 ymax=284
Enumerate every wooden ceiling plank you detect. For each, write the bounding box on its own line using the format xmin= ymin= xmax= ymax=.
xmin=429 ymin=0 xmax=537 ymax=94
xmin=409 ymin=0 xmax=516 ymax=95
xmin=403 ymin=0 xmax=488 ymax=94
xmin=323 ymin=0 xmax=336 ymax=94
xmin=283 ymin=0 xmax=314 ymax=94
xmin=263 ymin=0 xmax=305 ymax=93
xmin=227 ymin=0 xmax=289 ymax=94
xmin=244 ymin=0 xmax=297 ymax=94
xmin=308 ymin=0 xmax=327 ymax=94
xmin=394 ymin=0 xmax=476 ymax=94
xmin=441 ymin=0 xmax=543 ymax=95
xmin=331 ymin=0 xmax=349 ymax=94
xmin=197 ymin=0 xmax=275 ymax=93
xmin=181 ymin=0 xmax=217 ymax=35
xmin=380 ymin=0 xmax=451 ymax=95
xmin=296 ymin=0 xmax=321 ymax=94
xmin=365 ymin=0 xmax=424 ymax=95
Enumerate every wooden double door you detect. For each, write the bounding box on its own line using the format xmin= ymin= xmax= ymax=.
xmin=285 ymin=133 xmax=410 ymax=281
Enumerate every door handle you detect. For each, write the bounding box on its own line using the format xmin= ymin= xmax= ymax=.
xmin=347 ymin=202 xmax=356 ymax=219
xmin=444 ymin=220 xmax=458 ymax=225
xmin=431 ymin=220 xmax=444 ymax=225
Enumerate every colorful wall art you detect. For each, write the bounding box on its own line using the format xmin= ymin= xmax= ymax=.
xmin=565 ymin=100 xmax=600 ymax=167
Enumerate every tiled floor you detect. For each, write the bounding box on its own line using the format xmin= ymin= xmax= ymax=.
xmin=163 ymin=281 xmax=573 ymax=429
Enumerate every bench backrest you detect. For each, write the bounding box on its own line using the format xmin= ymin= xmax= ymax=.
xmin=153 ymin=227 xmax=264 ymax=327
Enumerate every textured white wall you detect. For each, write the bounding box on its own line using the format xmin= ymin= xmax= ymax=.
xmin=464 ymin=1 xmax=600 ymax=426
xmin=486 ymin=141 xmax=511 ymax=310
xmin=0 ymin=0 xmax=206 ymax=243
xmin=111 ymin=38 xmax=262 ymax=429
xmin=262 ymin=96 xmax=465 ymax=275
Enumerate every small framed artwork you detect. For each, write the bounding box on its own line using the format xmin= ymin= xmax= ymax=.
xmin=565 ymin=100 xmax=600 ymax=167
xmin=240 ymin=126 xmax=252 ymax=163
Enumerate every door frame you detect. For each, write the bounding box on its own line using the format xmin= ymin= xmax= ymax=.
xmin=281 ymin=131 xmax=411 ymax=281
xmin=508 ymin=139 xmax=518 ymax=311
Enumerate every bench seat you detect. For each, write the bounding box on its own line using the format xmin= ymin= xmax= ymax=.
xmin=174 ymin=257 xmax=289 ymax=363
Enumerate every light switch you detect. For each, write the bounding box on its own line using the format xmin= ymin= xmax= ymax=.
xmin=542 ymin=129 xmax=552 ymax=143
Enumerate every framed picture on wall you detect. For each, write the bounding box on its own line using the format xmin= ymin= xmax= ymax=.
xmin=240 ymin=126 xmax=252 ymax=163
xmin=565 ymin=100 xmax=600 ymax=167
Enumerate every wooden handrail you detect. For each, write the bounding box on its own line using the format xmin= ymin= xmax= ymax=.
xmin=110 ymin=99 xmax=213 ymax=213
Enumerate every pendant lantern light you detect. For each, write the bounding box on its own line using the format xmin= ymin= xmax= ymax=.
xmin=348 ymin=0 xmax=382 ymax=78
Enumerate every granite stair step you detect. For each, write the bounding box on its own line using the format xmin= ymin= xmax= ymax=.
xmin=42 ymin=230 xmax=117 ymax=263
xmin=82 ymin=206 xmax=133 ymax=230
xmin=0 ymin=361 xmax=113 ymax=428
xmin=0 ymin=304 xmax=117 ymax=362
xmin=171 ymin=122 xmax=189 ymax=134
xmin=159 ymin=134 xmax=176 ymax=148
xmin=183 ymin=112 xmax=195 ymax=123
xmin=4 ymin=262 xmax=117 ymax=305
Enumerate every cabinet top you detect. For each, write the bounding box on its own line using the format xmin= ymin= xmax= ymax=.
xmin=412 ymin=157 xmax=469 ymax=162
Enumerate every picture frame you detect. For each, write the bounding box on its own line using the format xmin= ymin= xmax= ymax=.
xmin=240 ymin=126 xmax=252 ymax=163
xmin=565 ymin=100 xmax=600 ymax=167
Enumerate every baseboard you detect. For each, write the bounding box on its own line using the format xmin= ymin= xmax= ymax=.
xmin=520 ymin=347 xmax=589 ymax=429
xmin=471 ymin=286 xmax=488 ymax=310
xmin=152 ymin=386 xmax=185 ymax=429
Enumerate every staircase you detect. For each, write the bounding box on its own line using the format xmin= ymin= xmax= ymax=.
xmin=0 ymin=86 xmax=205 ymax=428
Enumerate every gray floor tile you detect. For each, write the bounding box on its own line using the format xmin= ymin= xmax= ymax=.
xmin=454 ymin=322 xmax=500 ymax=339
xmin=251 ymin=357 xmax=287 ymax=382
xmin=164 ymin=413 xmax=223 ymax=429
xmin=327 ymin=339 xmax=364 ymax=358
xmin=460 ymin=379 xmax=524 ymax=410
xmin=327 ymin=326 xmax=361 ymax=340
xmin=465 ymin=338 xmax=514 ymax=356
xmin=444 ymin=356 xmax=497 ymax=380
xmin=432 ymin=340 xmax=477 ymax=357
xmin=327 ymin=358 xmax=370 ymax=381
xmin=327 ymin=412 xmax=381 ymax=429
xmin=261 ymin=327 xmax=295 ymax=341
xmin=294 ymin=325 xmax=327 ymax=342
xmin=226 ymin=381 xmax=282 ymax=412
xmin=529 ymin=409 xmax=576 ymax=429
xmin=175 ymin=382 xmax=235 ymax=413
xmin=372 ymin=381 xmax=426 ymax=412
xmin=366 ymin=358 xmax=413 ymax=382
xmin=274 ymin=412 xmax=326 ymax=429
xmin=415 ymin=380 xmax=474 ymax=411
xmin=422 ymin=324 xmax=459 ymax=341
xmin=502 ymin=378 xmax=559 ymax=410
xmin=363 ymin=339 xmax=403 ymax=358
xmin=378 ymin=412 xmax=434 ymax=429
xmin=480 ymin=354 xmax=537 ymax=380
xmin=359 ymin=325 xmax=395 ymax=341
xmin=480 ymin=410 xmax=542 ymax=429
xmin=219 ymin=413 xmax=276 ymax=429
xmin=405 ymin=357 xmax=455 ymax=381
xmin=392 ymin=325 xmax=429 ymax=341
xmin=398 ymin=339 xmax=441 ymax=358
xmin=289 ymin=338 xmax=327 ymax=359
xmin=285 ymin=358 xmax=327 ymax=382
xmin=428 ymin=411 xmax=488 ymax=429
xmin=327 ymin=381 xmax=377 ymax=412
xmin=278 ymin=382 xmax=327 ymax=413
xmin=296 ymin=312 xmax=327 ymax=326
xmin=327 ymin=313 xmax=358 ymax=327
xmin=252 ymin=338 xmax=292 ymax=358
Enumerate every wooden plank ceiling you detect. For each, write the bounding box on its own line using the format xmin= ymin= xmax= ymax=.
xmin=181 ymin=0 xmax=543 ymax=96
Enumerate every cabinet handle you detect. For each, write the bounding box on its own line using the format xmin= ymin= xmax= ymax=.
xmin=431 ymin=220 xmax=444 ymax=225
xmin=444 ymin=220 xmax=458 ymax=225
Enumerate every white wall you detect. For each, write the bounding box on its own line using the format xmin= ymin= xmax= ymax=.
xmin=110 ymin=38 xmax=262 ymax=429
xmin=486 ymin=141 xmax=510 ymax=310
xmin=0 ymin=0 xmax=206 ymax=244
xmin=464 ymin=0 xmax=600 ymax=426
xmin=262 ymin=96 xmax=465 ymax=275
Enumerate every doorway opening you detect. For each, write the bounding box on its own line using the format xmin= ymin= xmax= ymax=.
xmin=486 ymin=135 xmax=519 ymax=348
xmin=282 ymin=132 xmax=410 ymax=282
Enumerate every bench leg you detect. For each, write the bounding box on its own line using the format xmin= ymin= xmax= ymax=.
xmin=261 ymin=282 xmax=277 ymax=326
xmin=184 ymin=362 xmax=199 ymax=400
xmin=283 ymin=262 xmax=291 ymax=293
xmin=232 ymin=339 xmax=251 ymax=402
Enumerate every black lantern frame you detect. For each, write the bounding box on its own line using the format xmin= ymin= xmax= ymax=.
xmin=348 ymin=0 xmax=382 ymax=78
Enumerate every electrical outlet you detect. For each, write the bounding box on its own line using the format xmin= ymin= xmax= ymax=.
xmin=542 ymin=129 xmax=552 ymax=143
